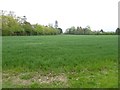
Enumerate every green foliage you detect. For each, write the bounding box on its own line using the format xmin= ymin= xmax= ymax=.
xmin=1 ymin=13 xmax=62 ymax=36
xmin=2 ymin=15 xmax=23 ymax=36
xmin=65 ymin=26 xmax=93 ymax=35
xmin=32 ymin=24 xmax=60 ymax=35
xmin=58 ymin=28 xmax=63 ymax=34
xmin=19 ymin=73 xmax=33 ymax=80
xmin=1 ymin=10 xmax=116 ymax=36
xmin=2 ymin=35 xmax=118 ymax=88
xmin=65 ymin=26 xmax=116 ymax=35
xmin=22 ymin=21 xmax=33 ymax=35
xmin=33 ymin=24 xmax=43 ymax=35
xmin=115 ymin=28 xmax=120 ymax=35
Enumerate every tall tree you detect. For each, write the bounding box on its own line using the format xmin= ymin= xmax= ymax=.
xmin=22 ymin=21 xmax=33 ymax=35
xmin=2 ymin=15 xmax=23 ymax=36
xmin=57 ymin=28 xmax=63 ymax=34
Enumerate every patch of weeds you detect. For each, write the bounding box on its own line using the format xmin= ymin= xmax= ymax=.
xmin=19 ymin=73 xmax=33 ymax=80
xmin=29 ymin=82 xmax=40 ymax=88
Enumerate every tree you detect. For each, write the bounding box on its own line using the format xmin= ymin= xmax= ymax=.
xmin=33 ymin=24 xmax=44 ymax=35
xmin=75 ymin=26 xmax=84 ymax=35
xmin=99 ymin=29 xmax=104 ymax=34
xmin=8 ymin=11 xmax=15 ymax=17
xmin=100 ymin=29 xmax=104 ymax=33
xmin=0 ymin=10 xmax=7 ymax=16
xmin=116 ymin=28 xmax=120 ymax=35
xmin=22 ymin=21 xmax=33 ymax=35
xmin=65 ymin=28 xmax=70 ymax=34
xmin=2 ymin=15 xmax=23 ymax=36
xmin=69 ymin=26 xmax=76 ymax=34
xmin=74 ymin=27 xmax=80 ymax=34
xmin=57 ymin=28 xmax=63 ymax=34
xmin=83 ymin=26 xmax=92 ymax=35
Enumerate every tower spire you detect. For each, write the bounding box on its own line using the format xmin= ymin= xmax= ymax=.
xmin=54 ymin=20 xmax=58 ymax=28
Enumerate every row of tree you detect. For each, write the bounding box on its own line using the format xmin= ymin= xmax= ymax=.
xmin=1 ymin=10 xmax=62 ymax=36
xmin=65 ymin=26 xmax=119 ymax=35
xmin=65 ymin=26 xmax=92 ymax=35
xmin=1 ymin=10 xmax=120 ymax=36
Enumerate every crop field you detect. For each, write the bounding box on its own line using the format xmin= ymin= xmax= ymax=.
xmin=2 ymin=35 xmax=118 ymax=88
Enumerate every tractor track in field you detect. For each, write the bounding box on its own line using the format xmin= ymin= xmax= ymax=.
xmin=2 ymin=71 xmax=68 ymax=86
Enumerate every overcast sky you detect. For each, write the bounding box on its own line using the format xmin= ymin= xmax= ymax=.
xmin=0 ymin=0 xmax=119 ymax=32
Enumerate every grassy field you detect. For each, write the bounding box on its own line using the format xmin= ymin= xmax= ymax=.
xmin=2 ymin=35 xmax=118 ymax=88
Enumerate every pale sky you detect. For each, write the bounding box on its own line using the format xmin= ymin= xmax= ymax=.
xmin=0 ymin=0 xmax=119 ymax=32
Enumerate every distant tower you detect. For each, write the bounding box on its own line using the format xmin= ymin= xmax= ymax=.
xmin=54 ymin=20 xmax=58 ymax=28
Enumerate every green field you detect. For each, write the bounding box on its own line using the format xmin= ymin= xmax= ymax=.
xmin=2 ymin=35 xmax=118 ymax=88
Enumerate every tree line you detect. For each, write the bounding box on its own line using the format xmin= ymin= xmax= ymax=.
xmin=1 ymin=11 xmax=62 ymax=36
xmin=1 ymin=10 xmax=120 ymax=36
xmin=65 ymin=26 xmax=120 ymax=35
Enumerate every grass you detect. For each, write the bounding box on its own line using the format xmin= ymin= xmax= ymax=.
xmin=2 ymin=35 xmax=118 ymax=88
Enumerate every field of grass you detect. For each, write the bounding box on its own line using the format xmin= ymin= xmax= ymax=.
xmin=2 ymin=35 xmax=118 ymax=88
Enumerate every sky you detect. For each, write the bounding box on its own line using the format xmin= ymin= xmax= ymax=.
xmin=0 ymin=0 xmax=120 ymax=32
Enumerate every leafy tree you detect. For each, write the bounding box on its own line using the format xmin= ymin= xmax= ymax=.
xmin=116 ymin=28 xmax=120 ymax=35
xmin=100 ymin=29 xmax=104 ymax=33
xmin=76 ymin=26 xmax=84 ymax=35
xmin=22 ymin=21 xmax=33 ymax=35
xmin=69 ymin=26 xmax=76 ymax=34
xmin=2 ymin=15 xmax=23 ymax=36
xmin=83 ymin=26 xmax=92 ymax=35
xmin=65 ymin=26 xmax=92 ymax=35
xmin=57 ymin=28 xmax=63 ymax=34
xmin=7 ymin=11 xmax=15 ymax=17
xmin=33 ymin=24 xmax=44 ymax=35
